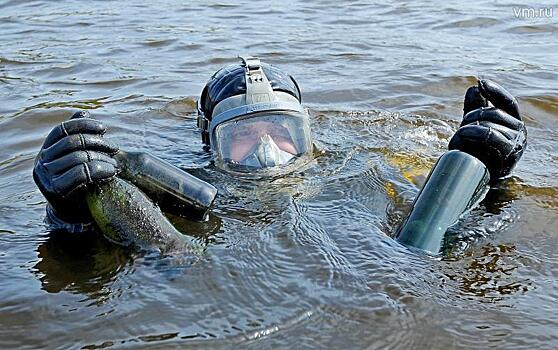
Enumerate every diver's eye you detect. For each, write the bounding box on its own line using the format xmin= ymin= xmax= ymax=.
xmin=232 ymin=128 xmax=252 ymax=139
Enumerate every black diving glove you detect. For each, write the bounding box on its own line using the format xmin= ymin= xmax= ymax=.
xmin=33 ymin=111 xmax=119 ymax=224
xmin=448 ymin=79 xmax=527 ymax=183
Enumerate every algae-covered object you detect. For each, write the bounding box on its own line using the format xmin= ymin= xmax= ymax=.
xmin=395 ymin=150 xmax=490 ymax=254
xmin=86 ymin=177 xmax=203 ymax=255
xmin=114 ymin=151 xmax=217 ymax=221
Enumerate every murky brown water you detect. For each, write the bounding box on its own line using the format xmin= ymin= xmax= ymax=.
xmin=1 ymin=1 xmax=557 ymax=348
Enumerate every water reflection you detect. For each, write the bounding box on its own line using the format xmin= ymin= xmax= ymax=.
xmin=167 ymin=211 xmax=223 ymax=245
xmin=482 ymin=178 xmax=523 ymax=215
xmin=442 ymin=244 xmax=532 ymax=303
xmin=34 ymin=230 xmax=131 ymax=294
xmin=34 ymin=208 xmax=223 ymax=295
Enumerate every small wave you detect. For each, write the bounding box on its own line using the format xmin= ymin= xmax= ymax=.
xmin=506 ymin=24 xmax=558 ymax=34
xmin=433 ymin=17 xmax=500 ymax=30
xmin=139 ymin=38 xmax=178 ymax=48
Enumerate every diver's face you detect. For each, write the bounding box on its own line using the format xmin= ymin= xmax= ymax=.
xmin=229 ymin=120 xmax=298 ymax=162
xmin=212 ymin=112 xmax=313 ymax=173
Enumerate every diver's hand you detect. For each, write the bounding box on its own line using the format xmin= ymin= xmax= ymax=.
xmin=448 ymin=79 xmax=527 ymax=182
xmin=33 ymin=111 xmax=119 ymax=222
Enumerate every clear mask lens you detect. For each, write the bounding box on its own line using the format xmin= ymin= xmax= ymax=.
xmin=212 ymin=112 xmax=312 ymax=173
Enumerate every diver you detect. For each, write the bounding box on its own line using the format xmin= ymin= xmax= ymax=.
xmin=196 ymin=56 xmax=313 ymax=174
xmin=33 ymin=57 xmax=526 ymax=247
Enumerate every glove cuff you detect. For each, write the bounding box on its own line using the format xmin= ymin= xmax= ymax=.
xmin=46 ymin=204 xmax=93 ymax=234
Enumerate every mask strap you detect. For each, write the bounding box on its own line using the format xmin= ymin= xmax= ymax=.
xmin=239 ymin=56 xmax=277 ymax=104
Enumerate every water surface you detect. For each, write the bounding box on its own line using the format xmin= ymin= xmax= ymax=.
xmin=1 ymin=0 xmax=557 ymax=348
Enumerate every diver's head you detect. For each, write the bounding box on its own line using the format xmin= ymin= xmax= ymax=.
xmin=197 ymin=57 xmax=312 ymax=174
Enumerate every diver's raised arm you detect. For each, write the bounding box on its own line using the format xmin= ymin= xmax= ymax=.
xmin=33 ymin=111 xmax=119 ymax=232
xmin=448 ymin=79 xmax=527 ymax=183
xmin=395 ymin=80 xmax=527 ymax=254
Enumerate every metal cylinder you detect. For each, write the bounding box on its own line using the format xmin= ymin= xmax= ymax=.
xmin=395 ymin=150 xmax=490 ymax=254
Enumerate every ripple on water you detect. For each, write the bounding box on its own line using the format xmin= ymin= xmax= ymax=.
xmin=505 ymin=24 xmax=558 ymax=34
xmin=432 ymin=17 xmax=501 ymax=30
xmin=140 ymin=38 xmax=179 ymax=48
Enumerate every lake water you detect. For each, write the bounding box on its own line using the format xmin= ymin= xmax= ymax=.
xmin=1 ymin=0 xmax=557 ymax=348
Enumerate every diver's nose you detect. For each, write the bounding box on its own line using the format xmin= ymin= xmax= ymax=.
xmin=255 ymin=134 xmax=281 ymax=167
